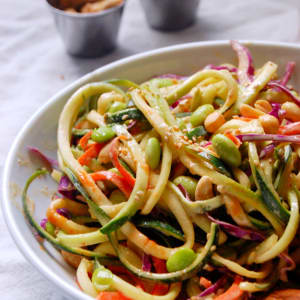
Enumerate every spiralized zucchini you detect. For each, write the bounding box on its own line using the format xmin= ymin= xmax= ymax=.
xmin=23 ymin=42 xmax=300 ymax=299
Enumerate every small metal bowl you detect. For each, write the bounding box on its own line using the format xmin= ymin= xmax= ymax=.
xmin=46 ymin=0 xmax=125 ymax=58
xmin=140 ymin=0 xmax=200 ymax=31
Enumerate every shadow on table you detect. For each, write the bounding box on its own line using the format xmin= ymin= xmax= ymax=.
xmin=66 ymin=16 xmax=221 ymax=77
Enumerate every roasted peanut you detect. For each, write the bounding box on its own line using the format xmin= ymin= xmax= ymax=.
xmin=204 ymin=111 xmax=226 ymax=133
xmin=240 ymin=104 xmax=265 ymax=118
xmin=258 ymin=114 xmax=279 ymax=134
xmin=195 ymin=176 xmax=213 ymax=201
xmin=254 ymin=100 xmax=272 ymax=113
xmin=281 ymin=101 xmax=300 ymax=122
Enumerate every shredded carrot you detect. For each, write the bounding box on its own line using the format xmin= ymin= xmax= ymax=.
xmin=79 ymin=130 xmax=93 ymax=150
xmin=151 ymin=283 xmax=169 ymax=296
xmin=97 ymin=291 xmax=132 ymax=300
xmin=225 ymin=132 xmax=241 ymax=148
xmin=200 ymin=276 xmax=212 ymax=289
xmin=265 ymin=289 xmax=300 ymax=300
xmin=214 ymin=276 xmax=244 ymax=300
xmin=150 ymin=256 xmax=169 ymax=295
xmin=278 ymin=121 xmax=300 ymax=135
xmin=78 ymin=143 xmax=104 ymax=166
xmin=90 ymin=170 xmax=132 ymax=198
xmin=152 ymin=256 xmax=167 ymax=273
xmin=110 ymin=137 xmax=136 ymax=188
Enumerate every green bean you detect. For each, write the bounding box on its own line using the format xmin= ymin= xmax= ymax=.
xmin=190 ymin=104 xmax=214 ymax=127
xmin=173 ymin=176 xmax=197 ymax=200
xmin=166 ymin=248 xmax=196 ymax=272
xmin=92 ymin=267 xmax=113 ymax=291
xmin=145 ymin=137 xmax=161 ymax=170
xmin=212 ymin=134 xmax=241 ymax=168
xmin=91 ymin=126 xmax=116 ymax=143
xmin=108 ymin=101 xmax=127 ymax=113
xmin=109 ymin=190 xmax=127 ymax=204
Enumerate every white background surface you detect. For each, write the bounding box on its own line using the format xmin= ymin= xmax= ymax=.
xmin=1 ymin=0 xmax=300 ymax=299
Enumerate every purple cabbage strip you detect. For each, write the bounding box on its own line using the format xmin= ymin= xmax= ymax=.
xmin=267 ymin=82 xmax=300 ymax=107
xmin=259 ymin=143 xmax=275 ymax=159
xmin=201 ymin=141 xmax=212 ymax=147
xmin=280 ymin=61 xmax=296 ymax=86
xmin=177 ymin=183 xmax=190 ymax=200
xmin=155 ymin=73 xmax=187 ymax=80
xmin=206 ymin=214 xmax=265 ymax=242
xmin=56 ymin=208 xmax=71 ymax=219
xmin=204 ymin=64 xmax=238 ymax=73
xmin=198 ymin=276 xmax=227 ymax=297
xmin=58 ymin=175 xmax=76 ymax=199
xmin=268 ymin=102 xmax=281 ymax=119
xmin=142 ymin=253 xmax=152 ymax=272
xmin=127 ymin=120 xmax=137 ymax=130
xmin=230 ymin=40 xmax=254 ymax=86
xmin=244 ymin=167 xmax=252 ymax=177
xmin=171 ymin=95 xmax=192 ymax=109
xmin=236 ymin=133 xmax=300 ymax=144
xmin=40 ymin=218 xmax=48 ymax=229
xmin=279 ymin=252 xmax=296 ymax=282
xmin=28 ymin=146 xmax=58 ymax=171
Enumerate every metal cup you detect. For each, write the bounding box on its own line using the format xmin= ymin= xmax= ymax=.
xmin=46 ymin=0 xmax=125 ymax=58
xmin=140 ymin=0 xmax=200 ymax=31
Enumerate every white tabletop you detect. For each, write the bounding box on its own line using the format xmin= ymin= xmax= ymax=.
xmin=1 ymin=0 xmax=300 ymax=299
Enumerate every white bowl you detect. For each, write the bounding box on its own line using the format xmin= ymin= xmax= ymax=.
xmin=3 ymin=40 xmax=300 ymax=300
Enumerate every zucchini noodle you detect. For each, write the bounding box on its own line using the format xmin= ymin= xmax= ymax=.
xmin=142 ymin=143 xmax=172 ymax=214
xmin=23 ymin=42 xmax=300 ymax=299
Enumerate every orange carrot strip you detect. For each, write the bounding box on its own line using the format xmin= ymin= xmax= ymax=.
xmin=200 ymin=276 xmax=212 ymax=289
xmin=278 ymin=121 xmax=300 ymax=135
xmin=78 ymin=143 xmax=104 ymax=166
xmin=151 ymin=256 xmax=169 ymax=295
xmin=264 ymin=289 xmax=300 ymax=300
xmin=90 ymin=170 xmax=132 ymax=198
xmin=97 ymin=291 xmax=132 ymax=300
xmin=225 ymin=132 xmax=241 ymax=148
xmin=214 ymin=276 xmax=244 ymax=300
xmin=79 ymin=130 xmax=92 ymax=150
xmin=110 ymin=137 xmax=136 ymax=188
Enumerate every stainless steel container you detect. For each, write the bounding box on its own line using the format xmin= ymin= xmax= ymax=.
xmin=140 ymin=0 xmax=200 ymax=31
xmin=46 ymin=0 xmax=125 ymax=58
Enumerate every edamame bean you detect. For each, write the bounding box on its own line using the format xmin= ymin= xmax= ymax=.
xmin=91 ymin=126 xmax=116 ymax=143
xmin=146 ymin=137 xmax=161 ymax=170
xmin=110 ymin=190 xmax=127 ymax=203
xmin=45 ymin=221 xmax=55 ymax=236
xmin=108 ymin=101 xmax=127 ymax=113
xmin=92 ymin=267 xmax=113 ymax=291
xmin=166 ymin=248 xmax=196 ymax=272
xmin=190 ymin=104 xmax=214 ymax=127
xmin=212 ymin=134 xmax=241 ymax=168
xmin=173 ymin=176 xmax=197 ymax=200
